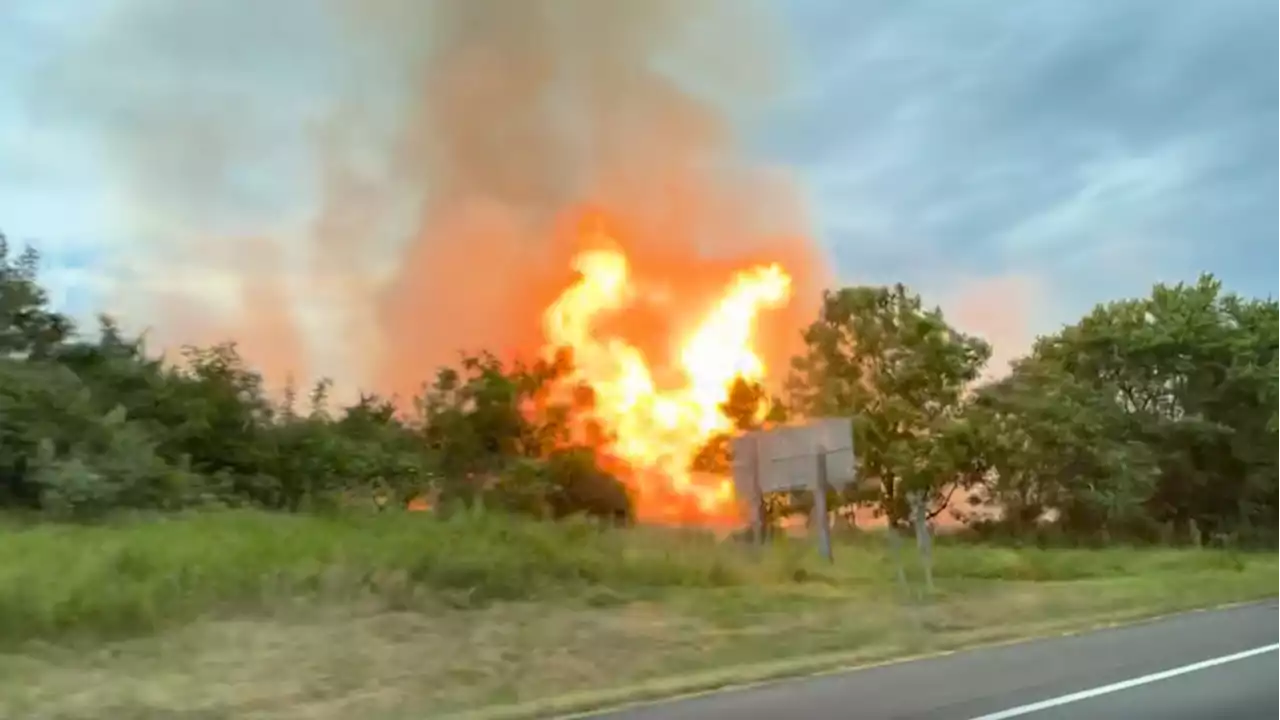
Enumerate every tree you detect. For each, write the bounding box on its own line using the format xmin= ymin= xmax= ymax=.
xmin=1028 ymin=275 xmax=1277 ymax=544
xmin=417 ymin=349 xmax=633 ymax=522
xmin=787 ymin=284 xmax=992 ymax=526
xmin=2 ymin=227 xmax=1273 ymax=546
xmin=690 ymin=377 xmax=771 ymax=475
xmin=0 ymin=235 xmax=631 ymax=522
xmin=0 ymin=318 xmax=209 ymax=516
xmin=0 ymin=236 xmax=73 ymax=359
xmin=688 ymin=377 xmax=804 ymax=530
xmin=963 ymin=360 xmax=1158 ymax=542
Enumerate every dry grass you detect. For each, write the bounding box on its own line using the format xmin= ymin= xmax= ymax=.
xmin=0 ymin=511 xmax=1274 ymax=720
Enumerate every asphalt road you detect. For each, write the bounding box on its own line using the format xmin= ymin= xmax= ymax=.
xmin=588 ymin=600 xmax=1279 ymax=720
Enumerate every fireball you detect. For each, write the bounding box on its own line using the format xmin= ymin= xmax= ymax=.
xmin=541 ymin=217 xmax=792 ymax=524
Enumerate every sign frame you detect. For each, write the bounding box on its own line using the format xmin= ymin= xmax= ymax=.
xmin=731 ymin=417 xmax=856 ymax=561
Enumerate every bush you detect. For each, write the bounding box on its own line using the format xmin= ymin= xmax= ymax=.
xmin=476 ymin=446 xmax=632 ymax=523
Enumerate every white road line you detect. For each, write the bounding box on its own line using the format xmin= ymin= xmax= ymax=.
xmin=966 ymin=643 xmax=1280 ymax=720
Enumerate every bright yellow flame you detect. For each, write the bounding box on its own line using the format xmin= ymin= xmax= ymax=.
xmin=542 ymin=242 xmax=792 ymax=523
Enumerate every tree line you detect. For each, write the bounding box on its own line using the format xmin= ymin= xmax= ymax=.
xmin=2 ymin=234 xmax=1275 ymax=546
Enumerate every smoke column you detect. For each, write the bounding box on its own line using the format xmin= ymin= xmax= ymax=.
xmin=29 ymin=0 xmax=832 ymax=398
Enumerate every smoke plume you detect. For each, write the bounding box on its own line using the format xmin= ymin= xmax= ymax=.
xmin=29 ymin=0 xmax=831 ymax=399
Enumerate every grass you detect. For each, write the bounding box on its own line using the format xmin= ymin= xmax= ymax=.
xmin=0 ymin=510 xmax=1274 ymax=719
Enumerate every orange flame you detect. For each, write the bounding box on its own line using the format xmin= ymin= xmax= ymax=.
xmin=542 ymin=218 xmax=792 ymax=523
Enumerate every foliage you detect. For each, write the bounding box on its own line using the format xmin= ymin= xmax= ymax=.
xmin=963 ymin=361 xmax=1159 ymax=540
xmin=0 ymin=239 xmax=627 ymax=522
xmin=0 ymin=232 xmax=1275 ymax=547
xmin=691 ymin=378 xmax=799 ymax=528
xmin=1015 ymin=275 xmax=1278 ymax=544
xmin=786 ymin=284 xmax=992 ymax=525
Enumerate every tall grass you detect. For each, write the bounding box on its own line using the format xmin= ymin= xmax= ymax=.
xmin=0 ymin=510 xmax=775 ymax=644
xmin=0 ymin=510 xmax=1271 ymax=647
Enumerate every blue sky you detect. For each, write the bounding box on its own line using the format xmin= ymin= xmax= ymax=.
xmin=1 ymin=0 xmax=1276 ymax=371
xmin=2 ymin=1 xmax=118 ymax=313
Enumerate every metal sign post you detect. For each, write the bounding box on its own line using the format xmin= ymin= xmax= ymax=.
xmin=812 ymin=445 xmax=833 ymax=562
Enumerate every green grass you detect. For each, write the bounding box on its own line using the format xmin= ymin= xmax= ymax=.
xmin=0 ymin=509 xmax=818 ymax=645
xmin=927 ymin=540 xmax=1256 ymax=580
xmin=0 ymin=510 xmax=1274 ymax=719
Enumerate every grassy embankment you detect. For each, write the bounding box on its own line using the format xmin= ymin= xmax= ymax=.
xmin=0 ymin=510 xmax=1274 ymax=720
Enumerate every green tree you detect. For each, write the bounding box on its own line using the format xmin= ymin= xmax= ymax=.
xmin=1029 ymin=275 xmax=1277 ymax=544
xmin=690 ymin=377 xmax=770 ymax=475
xmin=963 ymin=360 xmax=1158 ymax=542
xmin=418 ymin=349 xmax=632 ymax=522
xmin=0 ymin=236 xmax=73 ymax=359
xmin=0 ymin=323 xmax=211 ymax=516
xmin=787 ymin=284 xmax=992 ymax=526
xmin=5 ymin=226 xmax=1272 ymax=545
